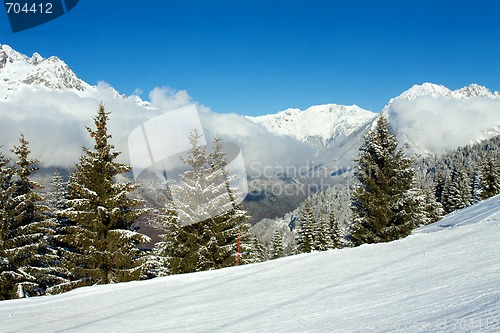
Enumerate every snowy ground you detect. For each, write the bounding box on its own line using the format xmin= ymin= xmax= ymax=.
xmin=1 ymin=195 xmax=499 ymax=333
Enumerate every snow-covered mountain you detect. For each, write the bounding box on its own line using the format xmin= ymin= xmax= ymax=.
xmin=0 ymin=43 xmax=499 ymax=167
xmin=383 ymin=82 xmax=500 ymax=111
xmin=1 ymin=194 xmax=499 ymax=332
xmin=247 ymin=104 xmax=376 ymax=146
xmin=246 ymin=81 xmax=500 ymax=155
xmin=382 ymin=82 xmax=500 ymax=154
xmin=0 ymin=44 xmax=92 ymax=97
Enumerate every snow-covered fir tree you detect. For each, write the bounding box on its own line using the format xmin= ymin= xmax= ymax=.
xmin=0 ymin=148 xmax=14 ymax=300
xmin=481 ymin=156 xmax=500 ymax=200
xmin=350 ymin=115 xmax=425 ymax=245
xmin=0 ymin=136 xmax=62 ymax=299
xmin=47 ymin=171 xmax=67 ymax=211
xmin=270 ymin=228 xmax=284 ymax=259
xmin=296 ymin=199 xmax=315 ymax=253
xmin=57 ymin=104 xmax=150 ymax=292
xmin=470 ymin=169 xmax=484 ymax=204
xmin=159 ymin=132 xmax=261 ymax=273
xmin=416 ymin=134 xmax=500 ymax=213
xmin=239 ymin=230 xmax=267 ymax=264
xmin=314 ymin=217 xmax=332 ymax=251
xmin=421 ymin=187 xmax=444 ymax=224
xmin=328 ymin=211 xmax=343 ymax=249
xmin=442 ymin=166 xmax=472 ymax=213
xmin=139 ymin=246 xmax=169 ymax=280
xmin=153 ymin=207 xmax=195 ymax=275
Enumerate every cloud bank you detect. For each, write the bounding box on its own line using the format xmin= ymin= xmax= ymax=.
xmin=386 ymin=95 xmax=500 ymax=154
xmin=0 ymin=85 xmax=314 ymax=174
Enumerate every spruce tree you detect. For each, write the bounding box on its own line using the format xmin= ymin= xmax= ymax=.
xmin=481 ymin=157 xmax=500 ymax=199
xmin=162 ymin=132 xmax=253 ymax=273
xmin=270 ymin=228 xmax=284 ymax=259
xmin=470 ymin=169 xmax=484 ymax=204
xmin=0 ymin=136 xmax=60 ymax=299
xmin=297 ymin=199 xmax=315 ymax=253
xmin=422 ymin=187 xmax=444 ymax=224
xmin=0 ymin=148 xmax=14 ymax=299
xmin=59 ymin=103 xmax=149 ymax=291
xmin=442 ymin=166 xmax=472 ymax=213
xmin=239 ymin=230 xmax=267 ymax=264
xmin=350 ymin=115 xmax=423 ymax=245
xmin=328 ymin=211 xmax=343 ymax=249
xmin=434 ymin=173 xmax=447 ymax=204
xmin=47 ymin=171 xmax=68 ymax=211
xmin=154 ymin=207 xmax=196 ymax=275
xmin=314 ymin=217 xmax=332 ymax=251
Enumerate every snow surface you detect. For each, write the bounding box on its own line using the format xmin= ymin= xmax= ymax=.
xmin=1 ymin=195 xmax=499 ymax=333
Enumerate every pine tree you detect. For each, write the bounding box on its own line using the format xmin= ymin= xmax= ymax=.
xmin=139 ymin=251 xmax=169 ymax=280
xmin=154 ymin=207 xmax=196 ymax=275
xmin=0 ymin=136 xmax=61 ymax=299
xmin=350 ymin=115 xmax=423 ymax=246
xmin=270 ymin=228 xmax=284 ymax=259
xmin=314 ymin=217 xmax=332 ymax=251
xmin=422 ymin=187 xmax=444 ymax=224
xmin=47 ymin=171 xmax=67 ymax=211
xmin=239 ymin=230 xmax=267 ymax=264
xmin=297 ymin=199 xmax=315 ymax=253
xmin=442 ymin=166 xmax=472 ymax=213
xmin=470 ymin=169 xmax=484 ymax=204
xmin=481 ymin=157 xmax=500 ymax=199
xmin=162 ymin=133 xmax=254 ymax=273
xmin=434 ymin=173 xmax=447 ymax=204
xmin=58 ymin=103 xmax=150 ymax=292
xmin=0 ymin=148 xmax=15 ymax=299
xmin=328 ymin=211 xmax=343 ymax=249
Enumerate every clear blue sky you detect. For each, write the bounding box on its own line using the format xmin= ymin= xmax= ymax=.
xmin=1 ymin=0 xmax=499 ymax=116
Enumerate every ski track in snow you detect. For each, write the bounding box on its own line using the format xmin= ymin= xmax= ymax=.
xmin=1 ymin=195 xmax=499 ymax=333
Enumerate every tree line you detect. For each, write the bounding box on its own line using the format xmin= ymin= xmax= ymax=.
xmin=1 ymin=104 xmax=498 ymax=300
xmin=291 ymin=115 xmax=499 ymax=254
xmin=0 ymin=103 xmax=265 ymax=300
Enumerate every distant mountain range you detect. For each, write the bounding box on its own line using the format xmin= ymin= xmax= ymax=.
xmin=1 ymin=43 xmax=499 ymax=226
xmin=1 ymin=44 xmax=499 ymax=161
xmin=248 ymin=82 xmax=500 ymax=151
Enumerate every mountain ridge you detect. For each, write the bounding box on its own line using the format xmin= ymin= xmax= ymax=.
xmin=0 ymin=44 xmax=499 ymax=159
xmin=0 ymin=44 xmax=91 ymax=96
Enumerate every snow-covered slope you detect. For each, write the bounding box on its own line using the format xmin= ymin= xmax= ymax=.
xmin=247 ymin=104 xmax=376 ymax=146
xmin=1 ymin=195 xmax=499 ymax=333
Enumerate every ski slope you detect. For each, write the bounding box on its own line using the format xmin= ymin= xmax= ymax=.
xmin=1 ymin=195 xmax=499 ymax=333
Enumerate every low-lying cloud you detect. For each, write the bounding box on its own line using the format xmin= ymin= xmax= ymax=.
xmin=0 ymin=85 xmax=314 ymax=175
xmin=387 ymin=95 xmax=500 ymax=154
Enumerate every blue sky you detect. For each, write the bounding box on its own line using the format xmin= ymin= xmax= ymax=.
xmin=1 ymin=0 xmax=499 ymax=116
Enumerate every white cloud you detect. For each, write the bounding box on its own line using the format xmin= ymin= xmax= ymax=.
xmin=132 ymin=88 xmax=143 ymax=96
xmin=0 ymin=86 xmax=314 ymax=175
xmin=386 ymin=95 xmax=500 ymax=154
xmin=199 ymin=111 xmax=314 ymax=175
xmin=149 ymin=87 xmax=193 ymax=111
